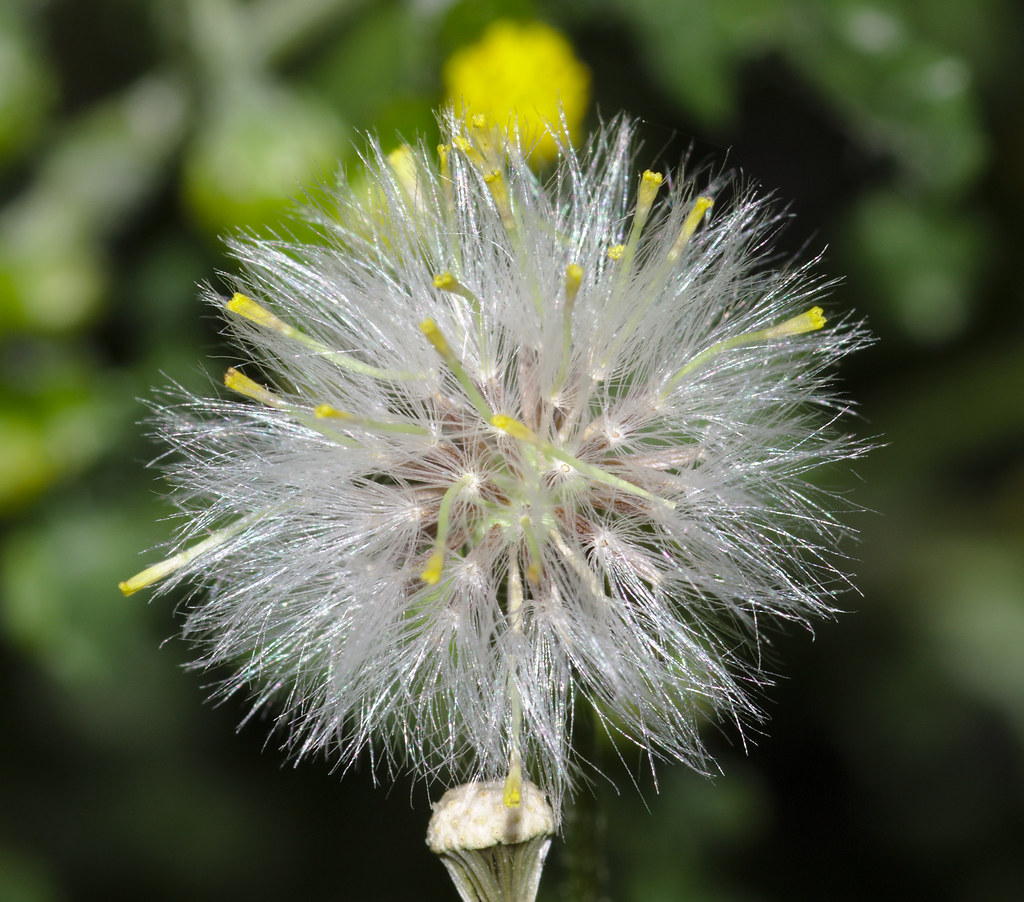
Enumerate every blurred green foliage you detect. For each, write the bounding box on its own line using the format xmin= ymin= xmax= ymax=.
xmin=1 ymin=0 xmax=1021 ymax=899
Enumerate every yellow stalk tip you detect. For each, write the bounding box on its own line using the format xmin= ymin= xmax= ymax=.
xmin=433 ymin=272 xmax=456 ymax=290
xmin=766 ymin=306 xmax=828 ymax=338
xmin=668 ymin=195 xmax=714 ymax=261
xmin=387 ymin=144 xmax=413 ymax=163
xmin=227 ymin=293 xmax=290 ymax=334
xmin=224 ymin=367 xmax=248 ymax=389
xmin=119 ymin=570 xmax=156 ymax=596
xmin=387 ymin=144 xmax=420 ymax=198
xmin=118 ymin=557 xmax=180 ymax=596
xmin=421 ymin=551 xmax=444 ymax=584
xmin=226 ymin=292 xmax=251 ymax=313
xmin=608 ymin=244 xmax=625 ymax=261
xmin=224 ymin=368 xmax=285 ymax=408
xmin=565 ymin=263 xmax=583 ymax=298
xmin=503 ymin=764 xmax=523 ymax=808
xmin=452 ymin=135 xmax=485 ymax=168
xmin=223 ymin=368 xmax=244 ymax=388
xmin=314 ymin=404 xmax=350 ymax=419
xmin=490 ymin=414 xmax=533 ymax=441
xmin=639 ymin=169 xmax=664 ymax=202
xmin=419 ymin=318 xmax=450 ymax=356
xmin=482 ymin=170 xmax=514 ymax=229
xmin=432 ymin=272 xmax=481 ymax=314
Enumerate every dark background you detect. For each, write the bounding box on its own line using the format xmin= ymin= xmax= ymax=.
xmin=2 ymin=0 xmax=1022 ymax=899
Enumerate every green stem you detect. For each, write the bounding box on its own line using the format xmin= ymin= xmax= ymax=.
xmin=560 ymin=710 xmax=608 ymax=902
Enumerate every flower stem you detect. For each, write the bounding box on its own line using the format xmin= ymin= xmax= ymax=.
xmin=559 ymin=712 xmax=608 ymax=902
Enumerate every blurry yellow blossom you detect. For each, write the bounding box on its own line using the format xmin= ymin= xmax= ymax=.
xmin=443 ymin=20 xmax=590 ymax=165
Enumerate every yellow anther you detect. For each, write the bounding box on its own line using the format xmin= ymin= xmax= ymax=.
xmin=419 ymin=318 xmax=451 ymax=357
xmin=420 ymin=319 xmax=494 ymax=420
xmin=601 ymin=195 xmax=713 ymax=363
xmin=420 ymin=550 xmax=444 ymax=585
xmin=556 ymin=263 xmax=583 ymax=390
xmin=519 ymin=513 xmax=544 ymax=586
xmin=638 ymin=170 xmax=664 ymax=207
xmin=565 ymin=263 xmax=583 ymax=305
xmin=468 ymin=115 xmax=508 ymax=170
xmin=418 ymin=474 xmax=472 ymax=585
xmin=503 ymin=757 xmax=523 ymax=808
xmin=119 ymin=558 xmax=182 ymax=597
xmin=491 ymin=414 xmax=535 ymax=441
xmin=224 ymin=368 xmax=285 ymax=408
xmin=314 ymin=405 xmax=352 ymax=419
xmin=763 ymin=306 xmax=827 ymax=338
xmin=119 ymin=514 xmax=259 ymax=596
xmin=494 ymin=413 xmax=672 ymax=508
xmin=387 ymin=144 xmax=420 ymax=200
xmin=601 ymin=169 xmax=667 ymax=315
xmin=229 ymin=293 xmax=414 ymax=383
xmin=663 ymin=306 xmax=829 ymax=397
xmin=226 ymin=293 xmax=294 ymax=336
xmin=437 ymin=143 xmax=454 ymax=211
xmin=434 ymin=271 xmax=482 ymax=315
xmin=453 ymin=135 xmax=485 ymax=169
xmin=503 ymin=562 xmax=526 ymax=807
xmin=314 ymin=403 xmax=427 ymax=435
xmin=625 ymin=169 xmax=664 ymax=253
xmin=668 ymin=196 xmax=714 ymax=262
xmin=520 ymin=513 xmax=544 ymax=585
xmin=484 ymin=169 xmax=516 ymax=232
xmin=600 ymin=173 xmax=667 ymax=326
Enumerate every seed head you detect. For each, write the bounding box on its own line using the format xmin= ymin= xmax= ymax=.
xmin=122 ymin=109 xmax=868 ymax=819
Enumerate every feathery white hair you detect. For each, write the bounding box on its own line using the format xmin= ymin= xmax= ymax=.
xmin=124 ymin=109 xmax=869 ymax=819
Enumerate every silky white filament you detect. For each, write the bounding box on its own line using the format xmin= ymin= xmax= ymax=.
xmin=122 ymin=109 xmax=870 ymax=821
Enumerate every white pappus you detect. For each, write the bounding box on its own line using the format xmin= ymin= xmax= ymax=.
xmin=122 ymin=109 xmax=870 ymax=821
